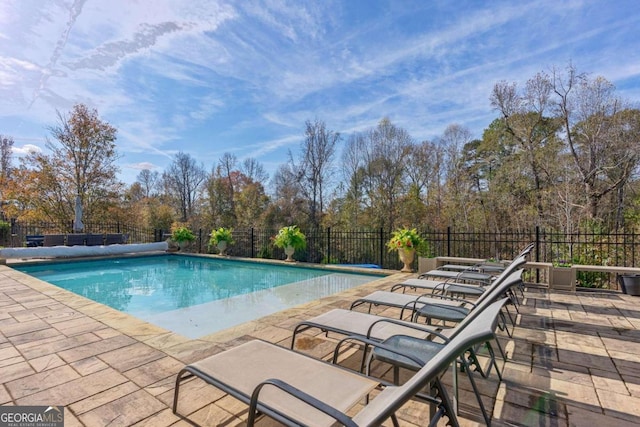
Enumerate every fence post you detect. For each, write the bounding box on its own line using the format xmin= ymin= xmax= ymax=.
xmin=634 ymin=229 xmax=636 ymax=268
xmin=535 ymin=226 xmax=540 ymax=283
xmin=535 ymin=226 xmax=540 ymax=262
xmin=198 ymin=229 xmax=203 ymax=254
xmin=251 ymin=228 xmax=255 ymax=258
xmin=447 ymin=226 xmax=451 ymax=257
xmin=380 ymin=227 xmax=384 ymax=268
xmin=327 ymin=227 xmax=331 ymax=263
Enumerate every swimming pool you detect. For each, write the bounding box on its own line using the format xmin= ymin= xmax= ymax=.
xmin=15 ymin=255 xmax=382 ymax=338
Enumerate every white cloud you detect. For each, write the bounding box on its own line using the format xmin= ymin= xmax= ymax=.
xmin=127 ymin=162 xmax=160 ymax=171
xmin=13 ymin=144 xmax=42 ymax=155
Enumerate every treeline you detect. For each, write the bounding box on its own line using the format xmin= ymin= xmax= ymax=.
xmin=1 ymin=65 xmax=639 ymax=236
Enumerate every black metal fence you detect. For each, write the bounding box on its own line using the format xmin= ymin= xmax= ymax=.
xmin=3 ymin=221 xmax=639 ymax=271
xmin=196 ymin=226 xmax=640 ymax=271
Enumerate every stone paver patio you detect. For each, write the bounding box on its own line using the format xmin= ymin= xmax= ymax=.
xmin=1 ymin=260 xmax=640 ymax=426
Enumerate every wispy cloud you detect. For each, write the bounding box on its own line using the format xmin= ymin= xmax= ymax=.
xmin=0 ymin=0 xmax=638 ymax=183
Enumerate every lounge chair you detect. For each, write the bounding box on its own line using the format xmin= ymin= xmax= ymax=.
xmin=293 ymin=267 xmax=523 ymax=349
xmin=43 ymin=234 xmax=65 ymax=246
xmin=437 ymin=260 xmax=508 ymax=274
xmin=350 ymin=290 xmax=471 ymax=321
xmin=351 ymin=254 xmax=527 ymax=325
xmin=391 ymin=243 xmax=534 ymax=297
xmin=418 ymin=269 xmax=494 ymax=285
xmin=390 ymin=278 xmax=487 ymax=297
xmin=66 ymin=233 xmax=86 ymax=246
xmin=292 ymin=309 xmax=439 ymax=346
xmin=173 ymin=300 xmax=509 ymax=426
xmin=105 ymin=233 xmax=124 ymax=245
xmin=85 ymin=233 xmax=105 ymax=246
xmin=335 ymin=298 xmax=510 ymax=426
xmin=25 ymin=235 xmax=44 ymax=247
xmin=291 ymin=269 xmax=524 ymax=386
xmin=414 ymin=270 xmax=521 ymax=330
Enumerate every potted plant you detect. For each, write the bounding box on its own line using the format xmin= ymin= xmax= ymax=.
xmin=209 ymin=227 xmax=234 ymax=256
xmin=416 ymin=240 xmax=436 ymax=273
xmin=549 ymin=260 xmax=575 ymax=291
xmin=171 ymin=226 xmax=195 ymax=250
xmin=387 ymin=227 xmax=423 ymax=272
xmin=273 ymin=225 xmax=306 ymax=262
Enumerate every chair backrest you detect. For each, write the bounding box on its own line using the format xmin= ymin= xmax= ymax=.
xmin=353 ymin=297 xmax=510 ymax=426
xmin=66 ymin=233 xmax=87 ymax=246
xmin=43 ymin=234 xmax=65 ymax=247
xmin=471 ymin=253 xmax=527 ymax=306
xmin=448 ymin=268 xmax=522 ymax=340
xmin=516 ymin=242 xmax=535 ymax=259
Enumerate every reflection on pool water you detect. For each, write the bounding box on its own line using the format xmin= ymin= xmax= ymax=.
xmin=15 ymin=255 xmax=382 ymax=338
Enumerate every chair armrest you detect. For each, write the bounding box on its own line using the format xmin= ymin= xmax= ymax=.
xmin=416 ymin=294 xmax=477 ymax=307
xmin=366 ymin=317 xmax=449 ymax=342
xmin=248 ymin=378 xmax=358 ymax=427
xmin=333 ymin=335 xmax=429 ymax=369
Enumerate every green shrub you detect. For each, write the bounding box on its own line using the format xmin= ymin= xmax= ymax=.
xmin=257 ymin=245 xmax=272 ymax=259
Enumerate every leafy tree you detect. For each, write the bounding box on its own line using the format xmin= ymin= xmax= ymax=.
xmin=360 ymin=118 xmax=413 ymax=230
xmin=400 ymin=140 xmax=440 ymax=227
xmin=203 ymin=154 xmax=270 ymax=229
xmin=0 ymin=134 xmax=13 ymax=182
xmin=553 ymin=65 xmax=639 ymax=225
xmin=491 ymin=73 xmax=563 ymax=224
xmin=19 ymin=104 xmax=121 ymax=224
xmin=0 ymin=134 xmax=15 ymax=218
xmin=136 ymin=169 xmax=160 ymax=198
xmin=240 ymin=157 xmax=268 ymax=183
xmin=289 ymin=119 xmax=340 ymax=228
xmin=163 ymin=152 xmax=206 ymax=222
xmin=439 ymin=124 xmax=477 ymax=229
xmin=339 ymin=133 xmax=367 ymax=228
xmin=269 ymin=163 xmax=307 ymax=228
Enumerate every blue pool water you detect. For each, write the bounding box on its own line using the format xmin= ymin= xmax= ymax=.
xmin=15 ymin=255 xmax=381 ymax=338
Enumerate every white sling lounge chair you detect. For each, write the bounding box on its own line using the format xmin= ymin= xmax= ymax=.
xmin=172 ymin=299 xmax=510 ymax=426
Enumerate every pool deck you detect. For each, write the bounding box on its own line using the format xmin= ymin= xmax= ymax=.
xmin=1 ymin=261 xmax=640 ymax=426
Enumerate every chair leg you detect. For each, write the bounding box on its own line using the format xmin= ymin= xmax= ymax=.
xmin=172 ymin=369 xmax=194 ymax=415
xmin=493 ymin=335 xmax=507 ymax=362
xmin=459 ymin=355 xmax=492 ymax=426
xmin=429 ymin=378 xmax=460 ymax=427
xmin=464 ymin=347 xmax=487 ymax=378
xmin=453 ymin=359 xmax=459 ymax=415
xmin=499 ymin=308 xmax=514 ymax=338
xmin=486 ymin=341 xmax=503 ymax=382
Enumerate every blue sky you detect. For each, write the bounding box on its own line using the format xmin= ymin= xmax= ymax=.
xmin=1 ymin=0 xmax=639 ymax=185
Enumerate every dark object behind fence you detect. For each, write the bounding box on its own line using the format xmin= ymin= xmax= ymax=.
xmin=619 ymin=274 xmax=640 ymax=295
